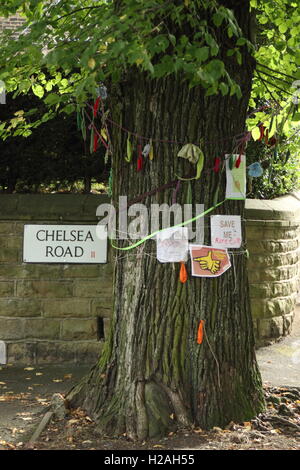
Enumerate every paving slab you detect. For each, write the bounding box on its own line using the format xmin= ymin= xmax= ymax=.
xmin=0 ymin=364 xmax=92 ymax=447
xmin=0 ymin=305 xmax=299 ymax=448
xmin=256 ymin=303 xmax=300 ymax=388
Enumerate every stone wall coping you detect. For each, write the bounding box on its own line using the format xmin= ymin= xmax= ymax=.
xmin=245 ymin=192 xmax=300 ymax=221
xmin=0 ymin=191 xmax=300 ymax=222
xmin=246 ymin=219 xmax=300 ymax=227
xmin=0 ymin=194 xmax=110 ymax=221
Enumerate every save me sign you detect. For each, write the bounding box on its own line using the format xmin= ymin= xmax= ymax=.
xmin=210 ymin=215 xmax=242 ymax=249
xmin=23 ymin=225 xmax=107 ymax=263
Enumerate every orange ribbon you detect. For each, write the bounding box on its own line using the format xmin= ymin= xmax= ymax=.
xmin=179 ymin=261 xmax=188 ymax=283
xmin=197 ymin=320 xmax=205 ymax=344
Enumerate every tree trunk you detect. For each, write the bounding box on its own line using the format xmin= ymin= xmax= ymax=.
xmin=67 ymin=1 xmax=265 ymax=439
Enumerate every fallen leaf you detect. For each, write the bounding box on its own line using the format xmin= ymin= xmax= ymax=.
xmin=63 ymin=374 xmax=72 ymax=379
xmin=67 ymin=419 xmax=80 ymax=426
xmin=52 ymin=379 xmax=63 ymax=383
xmin=35 ymin=372 xmax=43 ymax=376
xmin=24 ymin=367 xmax=34 ymax=371
xmin=212 ymin=426 xmax=223 ymax=432
xmin=243 ymin=421 xmax=252 ymax=430
xmin=153 ymin=445 xmax=165 ymax=448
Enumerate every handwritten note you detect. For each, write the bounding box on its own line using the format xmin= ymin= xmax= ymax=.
xmin=211 ymin=215 xmax=242 ymax=249
xmin=156 ymin=227 xmax=189 ymax=263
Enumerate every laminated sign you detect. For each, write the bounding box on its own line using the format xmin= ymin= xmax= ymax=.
xmin=189 ymin=245 xmax=231 ymax=278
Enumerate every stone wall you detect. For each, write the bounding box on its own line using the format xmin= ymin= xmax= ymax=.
xmin=245 ymin=192 xmax=300 ymax=347
xmin=0 ymin=15 xmax=25 ymax=39
xmin=0 ymin=192 xmax=299 ymax=364
xmin=0 ymin=194 xmax=112 ymax=364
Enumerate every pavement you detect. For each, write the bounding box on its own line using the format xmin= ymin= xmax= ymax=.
xmin=0 ymin=364 xmax=92 ymax=447
xmin=0 ymin=304 xmax=299 ymax=448
xmin=256 ymin=302 xmax=300 ymax=388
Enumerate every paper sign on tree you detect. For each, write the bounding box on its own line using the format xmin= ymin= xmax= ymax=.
xmin=225 ymin=154 xmax=246 ymax=200
xmin=189 ymin=245 xmax=231 ymax=277
xmin=156 ymin=227 xmax=189 ymax=263
xmin=210 ymin=215 xmax=242 ymax=249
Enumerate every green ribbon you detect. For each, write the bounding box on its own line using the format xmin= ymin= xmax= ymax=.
xmin=110 ymin=199 xmax=226 ymax=251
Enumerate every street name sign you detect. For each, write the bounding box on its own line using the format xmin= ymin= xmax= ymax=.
xmin=23 ymin=225 xmax=107 ymax=263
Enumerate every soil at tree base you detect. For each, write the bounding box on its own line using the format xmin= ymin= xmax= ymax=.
xmin=0 ymin=366 xmax=300 ymax=450
xmin=1 ymin=306 xmax=299 ymax=450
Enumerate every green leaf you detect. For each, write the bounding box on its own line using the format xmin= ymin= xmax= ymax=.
xmin=195 ymin=46 xmax=209 ymax=62
xmin=279 ymin=23 xmax=288 ymax=33
xmin=236 ymin=38 xmax=247 ymax=46
xmin=227 ymin=27 xmax=233 ymax=38
xmin=204 ymin=59 xmax=225 ymax=81
xmin=168 ymin=34 xmax=176 ymax=46
xmin=291 ymin=113 xmax=300 ymax=121
xmin=212 ymin=12 xmax=224 ymax=27
xmin=219 ymin=82 xmax=229 ymax=96
xmin=236 ymin=50 xmax=242 ymax=65
xmin=32 ymin=84 xmax=44 ymax=98
xmin=251 ymin=127 xmax=261 ymax=141
xmin=44 ymin=94 xmax=61 ymax=106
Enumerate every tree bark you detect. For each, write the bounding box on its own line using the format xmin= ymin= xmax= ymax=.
xmin=67 ymin=0 xmax=265 ymax=439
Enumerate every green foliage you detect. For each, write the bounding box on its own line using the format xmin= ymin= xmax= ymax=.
xmin=0 ymin=90 xmax=108 ymax=192
xmin=0 ymin=0 xmax=253 ymax=137
xmin=249 ymin=0 xmax=300 ymax=130
xmin=246 ymin=131 xmax=300 ymax=199
xmin=0 ymin=0 xmax=299 ymax=198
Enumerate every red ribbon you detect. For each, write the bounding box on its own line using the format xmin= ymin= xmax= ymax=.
xmin=93 ymin=133 xmax=99 ymax=152
xmin=213 ymin=157 xmax=221 ymax=173
xmin=235 ymin=154 xmax=242 ymax=168
xmin=258 ymin=124 xmax=265 ymax=142
xmin=93 ymin=97 xmax=101 ymax=117
xmin=137 ymin=143 xmax=143 ymax=171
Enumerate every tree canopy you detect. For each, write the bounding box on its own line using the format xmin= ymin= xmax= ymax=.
xmin=0 ymin=0 xmax=300 ymax=147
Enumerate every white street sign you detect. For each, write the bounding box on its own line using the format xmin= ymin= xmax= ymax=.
xmin=23 ymin=225 xmax=107 ymax=263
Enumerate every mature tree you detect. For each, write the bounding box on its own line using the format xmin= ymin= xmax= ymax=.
xmin=0 ymin=0 xmax=299 ymax=439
